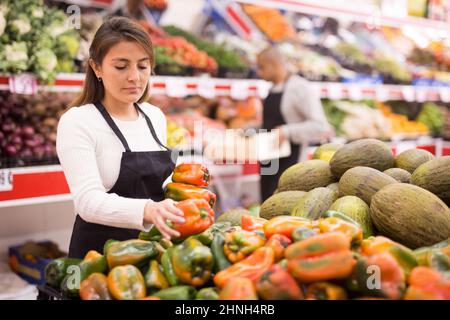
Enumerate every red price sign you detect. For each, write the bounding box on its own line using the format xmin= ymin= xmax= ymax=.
xmin=9 ymin=74 xmax=38 ymax=95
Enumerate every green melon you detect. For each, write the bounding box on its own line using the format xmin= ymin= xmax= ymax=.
xmin=277 ymin=160 xmax=336 ymax=192
xmin=291 ymin=187 xmax=338 ymax=220
xmin=329 ymin=196 xmax=373 ymax=238
xmin=411 ymin=156 xmax=450 ymax=206
xmin=313 ymin=143 xmax=344 ymax=162
xmin=326 ymin=182 xmax=340 ymax=194
xmin=330 ymin=139 xmax=395 ymax=178
xmin=339 ymin=166 xmax=398 ymax=205
xmin=395 ymin=149 xmax=435 ymax=174
xmin=260 ymin=191 xmax=307 ymax=220
xmin=383 ymin=168 xmax=412 ymax=183
xmin=370 ymin=183 xmax=450 ymax=249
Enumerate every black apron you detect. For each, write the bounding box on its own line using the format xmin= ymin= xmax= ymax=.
xmin=260 ymin=87 xmax=300 ymax=202
xmin=68 ymin=101 xmax=176 ymax=259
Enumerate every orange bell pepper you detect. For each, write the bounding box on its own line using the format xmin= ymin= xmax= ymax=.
xmin=79 ymin=273 xmax=112 ymax=300
xmin=286 ymin=232 xmax=356 ymax=283
xmin=350 ymin=253 xmax=405 ymax=300
xmin=214 ymin=247 xmax=275 ymax=288
xmin=165 ymin=182 xmax=216 ymax=208
xmin=264 ymin=216 xmax=313 ymax=240
xmin=241 ymin=214 xmax=267 ymax=232
xmin=264 ymin=234 xmax=292 ymax=262
xmin=107 ymin=265 xmax=146 ymax=300
xmin=306 ymin=282 xmax=347 ymax=300
xmin=223 ymin=230 xmax=266 ymax=263
xmin=318 ymin=216 xmax=363 ymax=244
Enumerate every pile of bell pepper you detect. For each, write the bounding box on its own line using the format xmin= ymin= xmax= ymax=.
xmin=44 ymin=204 xmax=450 ymax=300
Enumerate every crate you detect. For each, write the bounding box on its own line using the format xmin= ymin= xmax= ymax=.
xmin=8 ymin=241 xmax=63 ymax=285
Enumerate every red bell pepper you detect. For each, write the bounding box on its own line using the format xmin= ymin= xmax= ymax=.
xmin=214 ymin=247 xmax=275 ymax=288
xmin=256 ymin=264 xmax=303 ymax=300
xmin=172 ymin=163 xmax=210 ymax=187
xmin=264 ymin=216 xmax=314 ymax=240
xmin=219 ymin=277 xmax=258 ymax=300
xmin=405 ymin=267 xmax=450 ymax=300
xmin=172 ymin=199 xmax=215 ymax=239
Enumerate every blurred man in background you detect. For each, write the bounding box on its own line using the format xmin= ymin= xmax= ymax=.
xmin=256 ymin=46 xmax=333 ymax=201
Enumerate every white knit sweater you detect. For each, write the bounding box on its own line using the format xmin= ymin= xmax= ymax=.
xmin=56 ymin=102 xmax=169 ymax=231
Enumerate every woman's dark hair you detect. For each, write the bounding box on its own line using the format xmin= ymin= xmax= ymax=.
xmin=71 ymin=17 xmax=155 ymax=107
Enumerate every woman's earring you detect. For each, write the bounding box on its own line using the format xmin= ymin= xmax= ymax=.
xmin=98 ymin=77 xmax=102 ymax=82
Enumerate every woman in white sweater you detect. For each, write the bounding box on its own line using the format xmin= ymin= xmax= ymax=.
xmin=56 ymin=17 xmax=185 ymax=259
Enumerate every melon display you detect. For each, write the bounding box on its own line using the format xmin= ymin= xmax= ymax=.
xmin=370 ymin=183 xmax=450 ymax=249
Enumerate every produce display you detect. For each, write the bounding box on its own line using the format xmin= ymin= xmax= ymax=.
xmin=163 ymin=25 xmax=250 ymax=77
xmin=241 ymin=4 xmax=295 ymax=41
xmin=0 ymin=92 xmax=73 ymax=167
xmin=0 ymin=0 xmax=80 ymax=82
xmin=323 ymin=100 xmax=438 ymax=140
xmin=138 ymin=22 xmax=217 ymax=76
xmin=42 ymin=144 xmax=450 ymax=300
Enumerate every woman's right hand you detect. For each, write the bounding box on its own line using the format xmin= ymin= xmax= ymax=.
xmin=144 ymin=199 xmax=185 ymax=239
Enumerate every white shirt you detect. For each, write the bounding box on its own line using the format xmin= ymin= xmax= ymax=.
xmin=56 ymin=102 xmax=169 ymax=231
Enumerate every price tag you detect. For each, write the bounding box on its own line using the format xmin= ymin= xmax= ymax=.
xmin=348 ymin=85 xmax=363 ymax=100
xmin=401 ymin=86 xmax=415 ymax=102
xmin=439 ymin=88 xmax=450 ymax=103
xmin=230 ymin=81 xmax=249 ymax=100
xmin=9 ymin=74 xmax=38 ymax=95
xmin=0 ymin=169 xmax=13 ymax=192
xmin=375 ymin=86 xmax=389 ymax=101
xmin=165 ymin=78 xmax=188 ymax=97
xmin=197 ymin=78 xmax=215 ymax=99
xmin=327 ymin=83 xmax=343 ymax=100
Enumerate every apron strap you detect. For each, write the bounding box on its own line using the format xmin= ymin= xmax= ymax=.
xmin=134 ymin=103 xmax=170 ymax=151
xmin=94 ymin=101 xmax=131 ymax=152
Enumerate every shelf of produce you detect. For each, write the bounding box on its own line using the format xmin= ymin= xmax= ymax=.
xmin=234 ymin=0 xmax=450 ymax=35
xmin=0 ymin=74 xmax=270 ymax=99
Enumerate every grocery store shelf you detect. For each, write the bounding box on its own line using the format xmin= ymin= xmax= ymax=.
xmin=234 ymin=0 xmax=450 ymax=35
xmin=314 ymin=82 xmax=450 ymax=102
xmin=2 ymin=73 xmax=450 ymax=101
xmin=0 ymin=74 xmax=270 ymax=99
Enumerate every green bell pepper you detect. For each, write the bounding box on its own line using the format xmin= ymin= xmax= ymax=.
xmin=211 ymin=233 xmax=231 ymax=272
xmin=196 ymin=287 xmax=219 ymax=300
xmin=45 ymin=258 xmax=82 ymax=288
xmin=161 ymin=246 xmax=180 ymax=286
xmin=106 ymin=239 xmax=158 ymax=269
xmin=153 ymin=285 xmax=197 ymax=300
xmin=171 ymin=238 xmax=213 ymax=287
